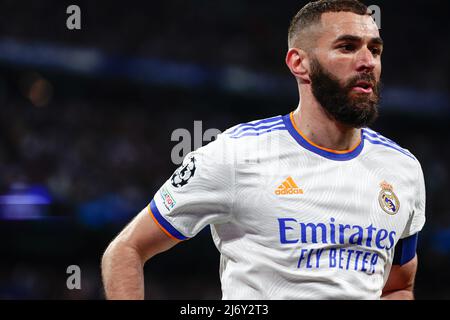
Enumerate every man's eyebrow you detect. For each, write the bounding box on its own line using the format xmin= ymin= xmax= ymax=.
xmin=370 ymin=37 xmax=384 ymax=46
xmin=333 ymin=35 xmax=384 ymax=46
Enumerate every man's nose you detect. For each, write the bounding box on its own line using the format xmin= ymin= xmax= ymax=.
xmin=356 ymin=47 xmax=376 ymax=72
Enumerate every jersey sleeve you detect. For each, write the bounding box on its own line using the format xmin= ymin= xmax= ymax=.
xmin=400 ymin=160 xmax=426 ymax=239
xmin=148 ymin=133 xmax=235 ymax=241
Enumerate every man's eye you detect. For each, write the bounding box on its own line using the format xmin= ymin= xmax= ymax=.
xmin=371 ymin=47 xmax=382 ymax=56
xmin=339 ymin=44 xmax=355 ymax=52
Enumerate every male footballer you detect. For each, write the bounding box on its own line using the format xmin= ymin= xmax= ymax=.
xmin=102 ymin=0 xmax=425 ymax=299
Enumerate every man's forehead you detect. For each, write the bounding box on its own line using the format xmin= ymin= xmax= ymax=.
xmin=320 ymin=11 xmax=380 ymax=39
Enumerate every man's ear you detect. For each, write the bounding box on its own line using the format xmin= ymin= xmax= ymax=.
xmin=286 ymin=48 xmax=311 ymax=84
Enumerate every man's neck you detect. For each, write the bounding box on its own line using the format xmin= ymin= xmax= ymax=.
xmin=292 ymin=101 xmax=362 ymax=152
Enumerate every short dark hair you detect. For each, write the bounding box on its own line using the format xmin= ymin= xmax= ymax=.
xmin=288 ymin=0 xmax=369 ymax=48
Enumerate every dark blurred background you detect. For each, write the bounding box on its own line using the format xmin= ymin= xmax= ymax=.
xmin=0 ymin=0 xmax=449 ymax=299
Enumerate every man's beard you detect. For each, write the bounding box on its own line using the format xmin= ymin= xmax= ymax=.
xmin=309 ymin=58 xmax=381 ymax=128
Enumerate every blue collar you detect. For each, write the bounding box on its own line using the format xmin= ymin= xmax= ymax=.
xmin=282 ymin=113 xmax=364 ymax=161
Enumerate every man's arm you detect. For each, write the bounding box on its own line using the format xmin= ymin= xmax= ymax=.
xmin=381 ymin=255 xmax=418 ymax=300
xmin=101 ymin=206 xmax=179 ymax=299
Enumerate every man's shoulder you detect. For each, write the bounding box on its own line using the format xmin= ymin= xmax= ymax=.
xmin=200 ymin=114 xmax=289 ymax=163
xmin=362 ymin=127 xmax=419 ymax=165
xmin=221 ymin=115 xmax=287 ymax=140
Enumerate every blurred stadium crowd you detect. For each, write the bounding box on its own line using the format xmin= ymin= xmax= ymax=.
xmin=0 ymin=0 xmax=449 ymax=299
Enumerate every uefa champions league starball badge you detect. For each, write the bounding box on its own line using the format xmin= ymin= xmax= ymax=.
xmin=171 ymin=155 xmax=196 ymax=188
xmin=378 ymin=180 xmax=400 ymax=215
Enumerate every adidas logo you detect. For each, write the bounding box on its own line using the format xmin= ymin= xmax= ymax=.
xmin=275 ymin=177 xmax=304 ymax=195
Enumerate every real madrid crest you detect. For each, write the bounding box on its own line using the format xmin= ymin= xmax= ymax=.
xmin=378 ymin=180 xmax=400 ymax=215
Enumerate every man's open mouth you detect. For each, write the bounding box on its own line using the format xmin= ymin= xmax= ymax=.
xmin=352 ymin=81 xmax=373 ymax=94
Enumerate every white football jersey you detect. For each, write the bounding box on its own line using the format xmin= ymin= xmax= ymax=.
xmin=149 ymin=113 xmax=426 ymax=300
